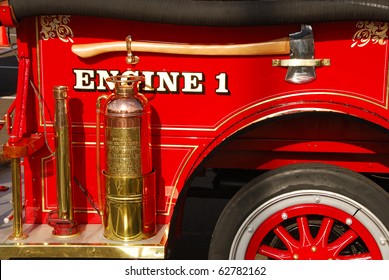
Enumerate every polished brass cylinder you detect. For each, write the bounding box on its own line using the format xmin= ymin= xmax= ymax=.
xmin=54 ymin=86 xmax=74 ymax=220
xmin=104 ymin=174 xmax=143 ymax=240
xmin=9 ymin=158 xmax=26 ymax=240
xmin=50 ymin=86 xmax=79 ymax=236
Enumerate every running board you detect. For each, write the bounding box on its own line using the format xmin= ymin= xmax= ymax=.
xmin=0 ymin=224 xmax=167 ymax=259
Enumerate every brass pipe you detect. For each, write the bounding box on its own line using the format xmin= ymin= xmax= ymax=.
xmin=96 ymin=95 xmax=108 ymax=218
xmin=54 ymin=86 xmax=74 ymax=220
xmin=9 ymin=158 xmax=26 ymax=239
xmin=50 ymin=86 xmax=79 ymax=236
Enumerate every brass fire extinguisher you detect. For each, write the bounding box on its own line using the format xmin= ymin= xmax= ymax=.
xmin=96 ymin=75 xmax=155 ymax=241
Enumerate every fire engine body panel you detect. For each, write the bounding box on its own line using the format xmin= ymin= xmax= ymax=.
xmin=1 ymin=0 xmax=389 ymax=259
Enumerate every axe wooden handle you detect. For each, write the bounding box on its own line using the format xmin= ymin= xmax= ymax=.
xmin=71 ymin=37 xmax=290 ymax=58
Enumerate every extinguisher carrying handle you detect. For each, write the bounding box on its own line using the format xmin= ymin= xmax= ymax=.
xmin=106 ymin=75 xmax=145 ymax=88
xmin=95 ymin=95 xmax=108 ymax=219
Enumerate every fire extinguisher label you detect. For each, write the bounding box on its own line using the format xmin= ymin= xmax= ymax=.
xmin=106 ymin=126 xmax=142 ymax=178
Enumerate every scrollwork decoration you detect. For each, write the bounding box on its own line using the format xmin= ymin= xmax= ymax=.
xmin=40 ymin=15 xmax=74 ymax=43
xmin=352 ymin=21 xmax=388 ymax=48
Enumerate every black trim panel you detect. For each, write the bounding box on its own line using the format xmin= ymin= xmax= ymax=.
xmin=9 ymin=0 xmax=389 ymax=26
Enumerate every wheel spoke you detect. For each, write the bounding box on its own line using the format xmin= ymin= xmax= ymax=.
xmin=314 ymin=217 xmax=334 ymax=247
xmin=297 ymin=216 xmax=314 ymax=246
xmin=258 ymin=244 xmax=293 ymax=260
xmin=274 ymin=225 xmax=300 ymax=252
xmin=327 ymin=229 xmax=358 ymax=257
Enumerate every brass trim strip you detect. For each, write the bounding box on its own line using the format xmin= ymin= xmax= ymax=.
xmin=272 ymin=58 xmax=331 ymax=67
xmin=0 ymin=244 xmax=164 ymax=259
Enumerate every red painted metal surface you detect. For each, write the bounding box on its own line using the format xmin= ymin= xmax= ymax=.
xmin=0 ymin=26 xmax=9 ymax=46
xmin=0 ymin=1 xmax=16 ymax=27
xmin=205 ymin=113 xmax=389 ymax=173
xmin=245 ymin=204 xmax=382 ymax=260
xmin=6 ymin=55 xmax=30 ymax=143
xmin=11 ymin=16 xmax=389 ymax=226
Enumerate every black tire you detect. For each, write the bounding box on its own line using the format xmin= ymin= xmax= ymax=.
xmin=208 ymin=163 xmax=389 ymax=260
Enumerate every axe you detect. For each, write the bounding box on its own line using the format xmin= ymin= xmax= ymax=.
xmin=272 ymin=24 xmax=330 ymax=84
xmin=71 ymin=25 xmax=329 ymax=84
xmin=71 ymin=36 xmax=290 ymax=57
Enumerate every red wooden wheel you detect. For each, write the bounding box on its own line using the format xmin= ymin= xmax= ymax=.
xmin=245 ymin=204 xmax=382 ymax=260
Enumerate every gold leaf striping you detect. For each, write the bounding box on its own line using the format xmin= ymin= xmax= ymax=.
xmin=352 ymin=21 xmax=388 ymax=48
xmin=40 ymin=15 xmax=74 ymax=43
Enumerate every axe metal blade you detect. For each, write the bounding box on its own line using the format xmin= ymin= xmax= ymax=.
xmin=286 ymin=24 xmax=316 ymax=84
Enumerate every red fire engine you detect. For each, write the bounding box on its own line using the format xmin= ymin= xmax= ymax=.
xmin=1 ymin=0 xmax=389 ymax=260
